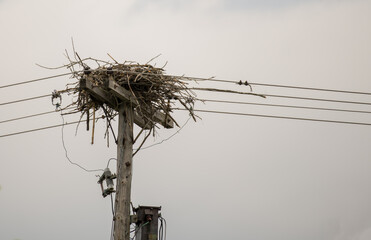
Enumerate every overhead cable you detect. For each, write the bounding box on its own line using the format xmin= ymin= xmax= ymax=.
xmin=0 ymin=94 xmax=51 ymax=106
xmin=0 ymin=72 xmax=75 ymax=89
xmin=191 ymin=88 xmax=371 ymax=106
xmin=1 ymin=97 xmax=370 ymax=126
xmin=2 ymin=108 xmax=371 ymax=139
xmin=1 ymin=69 xmax=370 ymax=97
xmin=176 ymin=108 xmax=371 ymax=126
xmin=0 ymin=120 xmax=80 ymax=138
xmin=0 ymin=107 xmax=73 ymax=124
xmin=0 ymin=110 xmax=56 ymax=124
xmin=177 ymin=75 xmax=371 ymax=95
xmin=0 ymin=117 xmax=100 ymax=138
xmin=200 ymin=99 xmax=371 ymax=114
xmin=0 ymin=89 xmax=74 ymax=107
xmin=104 ymin=70 xmax=371 ymax=96
xmin=265 ymin=94 xmax=371 ymax=106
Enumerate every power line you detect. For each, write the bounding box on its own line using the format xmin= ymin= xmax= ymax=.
xmin=30 ymin=68 xmax=370 ymax=96
xmin=2 ymin=97 xmax=369 ymax=126
xmin=0 ymin=94 xmax=51 ymax=106
xmin=0 ymin=88 xmax=74 ymax=107
xmin=0 ymin=116 xmax=97 ymax=138
xmin=1 ymin=69 xmax=370 ymax=98
xmin=2 ymin=105 xmax=371 ymax=138
xmin=106 ymin=70 xmax=371 ymax=96
xmin=0 ymin=110 xmax=57 ymax=124
xmin=0 ymin=120 xmax=80 ymax=138
xmin=1 ymin=75 xmax=371 ymax=109
xmin=248 ymin=81 xmax=371 ymax=96
xmin=0 ymin=72 xmax=75 ymax=89
xmin=200 ymin=99 xmax=371 ymax=114
xmin=265 ymin=94 xmax=371 ymax=106
xmin=176 ymin=108 xmax=371 ymax=126
xmin=177 ymin=76 xmax=371 ymax=96
xmin=191 ymin=88 xmax=371 ymax=106
xmin=0 ymin=107 xmax=74 ymax=124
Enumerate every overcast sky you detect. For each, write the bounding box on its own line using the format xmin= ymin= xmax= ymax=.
xmin=1 ymin=0 xmax=371 ymax=240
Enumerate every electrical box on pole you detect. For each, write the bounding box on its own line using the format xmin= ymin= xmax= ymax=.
xmin=134 ymin=206 xmax=161 ymax=240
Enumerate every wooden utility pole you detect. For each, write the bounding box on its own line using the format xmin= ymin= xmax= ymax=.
xmin=80 ymin=77 xmax=174 ymax=240
xmin=114 ymin=103 xmax=134 ymax=240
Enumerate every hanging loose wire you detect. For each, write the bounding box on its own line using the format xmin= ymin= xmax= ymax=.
xmin=60 ymin=109 xmax=104 ymax=173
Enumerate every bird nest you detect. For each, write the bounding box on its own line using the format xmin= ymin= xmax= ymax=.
xmin=55 ymin=54 xmax=197 ymax=147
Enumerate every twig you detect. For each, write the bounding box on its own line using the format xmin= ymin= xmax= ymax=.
xmin=133 ymin=128 xmax=152 ymax=157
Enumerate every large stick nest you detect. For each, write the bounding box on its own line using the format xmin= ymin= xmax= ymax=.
xmin=62 ymin=56 xmax=197 ymax=134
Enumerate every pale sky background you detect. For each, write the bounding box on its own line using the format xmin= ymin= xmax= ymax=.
xmin=1 ymin=0 xmax=371 ymax=240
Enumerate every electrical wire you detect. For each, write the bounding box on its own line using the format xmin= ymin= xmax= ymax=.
xmin=0 ymin=120 xmax=80 ymax=138
xmin=0 ymin=110 xmax=57 ymax=124
xmin=1 ymin=96 xmax=371 ymax=127
xmin=264 ymin=93 xmax=371 ymax=106
xmin=199 ymin=99 xmax=371 ymax=114
xmin=181 ymin=76 xmax=371 ymax=95
xmin=4 ymin=68 xmax=369 ymax=97
xmin=0 ymin=94 xmax=51 ymax=106
xmin=60 ymin=112 xmax=104 ymax=173
xmin=109 ymin=194 xmax=115 ymax=240
xmin=107 ymin=158 xmax=117 ymax=168
xmin=110 ymin=194 xmax=115 ymax=216
xmin=134 ymin=116 xmax=192 ymax=153
xmin=159 ymin=216 xmax=167 ymax=240
xmin=159 ymin=218 xmax=163 ymax=240
xmin=0 ymin=107 xmax=74 ymax=124
xmin=1 ymin=78 xmax=371 ymax=110
xmin=0 ymin=88 xmax=74 ymax=107
xmin=2 ymin=107 xmax=371 ymax=139
xmin=131 ymin=222 xmax=150 ymax=240
xmin=93 ymin=69 xmax=371 ymax=96
xmin=109 ymin=193 xmax=116 ymax=240
xmin=0 ymin=72 xmax=75 ymax=89
xmin=191 ymin=88 xmax=371 ymax=106
xmin=0 ymin=115 xmax=100 ymax=138
xmin=247 ymin=82 xmax=371 ymax=95
xmin=175 ymin=108 xmax=371 ymax=126
xmin=1 ymin=70 xmax=371 ymax=113
xmin=110 ymin=219 xmax=114 ymax=240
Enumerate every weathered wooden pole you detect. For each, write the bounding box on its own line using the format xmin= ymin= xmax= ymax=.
xmin=114 ymin=103 xmax=134 ymax=240
xmin=80 ymin=77 xmax=174 ymax=240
